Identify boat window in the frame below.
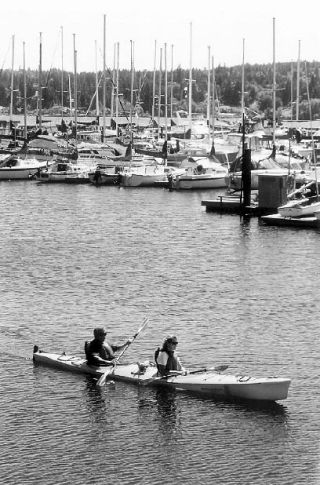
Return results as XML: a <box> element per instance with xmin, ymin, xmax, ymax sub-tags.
<box><xmin>4</xmin><ymin>158</ymin><xmax>18</xmax><ymax>167</ymax></box>
<box><xmin>57</xmin><ymin>163</ymin><xmax>68</xmax><ymax>171</ymax></box>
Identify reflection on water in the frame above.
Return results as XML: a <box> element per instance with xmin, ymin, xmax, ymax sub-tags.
<box><xmin>154</xmin><ymin>388</ymin><xmax>180</xmax><ymax>441</ymax></box>
<box><xmin>82</xmin><ymin>377</ymin><xmax>109</xmax><ymax>423</ymax></box>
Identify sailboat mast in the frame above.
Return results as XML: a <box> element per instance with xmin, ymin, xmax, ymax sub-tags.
<box><xmin>152</xmin><ymin>40</ymin><xmax>157</xmax><ymax>123</ymax></box>
<box><xmin>170</xmin><ymin>44</ymin><xmax>174</xmax><ymax>120</ymax></box>
<box><xmin>23</xmin><ymin>41</ymin><xmax>27</xmax><ymax>140</ymax></box>
<box><xmin>296</xmin><ymin>40</ymin><xmax>301</xmax><ymax>121</ymax></box>
<box><xmin>272</xmin><ymin>18</ymin><xmax>276</xmax><ymax>147</ymax></box>
<box><xmin>38</xmin><ymin>32</ymin><xmax>42</xmax><ymax>130</ymax></box>
<box><xmin>290</xmin><ymin>60</ymin><xmax>293</xmax><ymax>121</ymax></box>
<box><xmin>111</xmin><ymin>42</ymin><xmax>116</xmax><ymax>120</ymax></box>
<box><xmin>164</xmin><ymin>42</ymin><xmax>168</xmax><ymax>148</ymax></box>
<box><xmin>241</xmin><ymin>38</ymin><xmax>245</xmax><ymax>152</ymax></box>
<box><xmin>102</xmin><ymin>14</ymin><xmax>106</xmax><ymax>142</ymax></box>
<box><xmin>95</xmin><ymin>40</ymin><xmax>99</xmax><ymax>117</ymax></box>
<box><xmin>116</xmin><ymin>42</ymin><xmax>119</xmax><ymax>134</ymax></box>
<box><xmin>305</xmin><ymin>62</ymin><xmax>319</xmax><ymax>198</ymax></box>
<box><xmin>241</xmin><ymin>38</ymin><xmax>245</xmax><ymax>118</ymax></box>
<box><xmin>211</xmin><ymin>55</ymin><xmax>215</xmax><ymax>138</ymax></box>
<box><xmin>10</xmin><ymin>34</ymin><xmax>14</xmax><ymax>121</ymax></box>
<box><xmin>207</xmin><ymin>45</ymin><xmax>211</xmax><ymax>140</ymax></box>
<box><xmin>130</xmin><ymin>40</ymin><xmax>134</xmax><ymax>145</ymax></box>
<box><xmin>73</xmin><ymin>33</ymin><xmax>77</xmax><ymax>139</ymax></box>
<box><xmin>158</xmin><ymin>47</ymin><xmax>162</xmax><ymax>137</ymax></box>
<box><xmin>188</xmin><ymin>22</ymin><xmax>192</xmax><ymax>132</ymax></box>
<box><xmin>61</xmin><ymin>26</ymin><xmax>64</xmax><ymax>119</ymax></box>
<box><xmin>68</xmin><ymin>74</ymin><xmax>72</xmax><ymax>114</ymax></box>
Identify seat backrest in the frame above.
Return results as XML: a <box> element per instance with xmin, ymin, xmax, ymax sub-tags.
<box><xmin>84</xmin><ymin>341</ymin><xmax>89</xmax><ymax>359</ymax></box>
<box><xmin>154</xmin><ymin>347</ymin><xmax>160</xmax><ymax>370</ymax></box>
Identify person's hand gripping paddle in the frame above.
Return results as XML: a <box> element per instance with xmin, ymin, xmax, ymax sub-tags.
<box><xmin>96</xmin><ymin>316</ymin><xmax>150</xmax><ymax>387</ymax></box>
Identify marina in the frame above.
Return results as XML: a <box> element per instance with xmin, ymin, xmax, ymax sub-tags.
<box><xmin>3</xmin><ymin>1</ymin><xmax>320</xmax><ymax>484</ymax></box>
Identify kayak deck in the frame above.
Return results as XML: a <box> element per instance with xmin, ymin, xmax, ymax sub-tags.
<box><xmin>32</xmin><ymin>348</ymin><xmax>291</xmax><ymax>402</ymax></box>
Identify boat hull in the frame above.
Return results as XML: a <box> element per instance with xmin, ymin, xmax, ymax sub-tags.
<box><xmin>174</xmin><ymin>175</ymin><xmax>226</xmax><ymax>190</ymax></box>
<box><xmin>120</xmin><ymin>173</ymin><xmax>167</xmax><ymax>187</ymax></box>
<box><xmin>37</xmin><ymin>171</ymin><xmax>71</xmax><ymax>183</ymax></box>
<box><xmin>0</xmin><ymin>161</ymin><xmax>49</xmax><ymax>180</ymax></box>
<box><xmin>0</xmin><ymin>168</ymin><xmax>38</xmax><ymax>180</ymax></box>
<box><xmin>278</xmin><ymin>200</ymin><xmax>320</xmax><ymax>218</ymax></box>
<box><xmin>33</xmin><ymin>349</ymin><xmax>290</xmax><ymax>402</ymax></box>
<box><xmin>88</xmin><ymin>172</ymin><xmax>120</xmax><ymax>186</ymax></box>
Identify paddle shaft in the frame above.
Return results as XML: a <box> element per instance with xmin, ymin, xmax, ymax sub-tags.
<box><xmin>166</xmin><ymin>364</ymin><xmax>228</xmax><ymax>377</ymax></box>
<box><xmin>96</xmin><ymin>316</ymin><xmax>149</xmax><ymax>387</ymax></box>
<box><xmin>188</xmin><ymin>365</ymin><xmax>228</xmax><ymax>374</ymax></box>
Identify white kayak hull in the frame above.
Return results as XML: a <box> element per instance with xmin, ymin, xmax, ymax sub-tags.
<box><xmin>33</xmin><ymin>348</ymin><xmax>290</xmax><ymax>402</ymax></box>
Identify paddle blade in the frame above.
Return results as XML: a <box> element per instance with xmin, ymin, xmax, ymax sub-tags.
<box><xmin>96</xmin><ymin>367</ymin><xmax>113</xmax><ymax>387</ymax></box>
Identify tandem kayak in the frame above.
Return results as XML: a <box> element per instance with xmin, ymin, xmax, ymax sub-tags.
<box><xmin>32</xmin><ymin>347</ymin><xmax>291</xmax><ymax>402</ymax></box>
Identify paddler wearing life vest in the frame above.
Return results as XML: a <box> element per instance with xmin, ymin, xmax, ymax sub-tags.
<box><xmin>85</xmin><ymin>327</ymin><xmax>132</xmax><ymax>366</ymax></box>
<box><xmin>155</xmin><ymin>335</ymin><xmax>186</xmax><ymax>376</ymax></box>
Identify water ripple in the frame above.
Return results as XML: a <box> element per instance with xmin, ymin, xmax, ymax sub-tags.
<box><xmin>1</xmin><ymin>182</ymin><xmax>320</xmax><ymax>484</ymax></box>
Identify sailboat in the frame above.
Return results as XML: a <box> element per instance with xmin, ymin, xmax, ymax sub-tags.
<box><xmin>278</xmin><ymin>61</ymin><xmax>320</xmax><ymax>218</ymax></box>
<box><xmin>0</xmin><ymin>36</ymin><xmax>50</xmax><ymax>180</ymax></box>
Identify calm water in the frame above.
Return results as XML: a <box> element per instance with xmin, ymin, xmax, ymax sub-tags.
<box><xmin>1</xmin><ymin>181</ymin><xmax>320</xmax><ymax>485</ymax></box>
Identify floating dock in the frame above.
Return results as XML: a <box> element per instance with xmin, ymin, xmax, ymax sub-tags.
<box><xmin>201</xmin><ymin>196</ymin><xmax>272</xmax><ymax>216</ymax></box>
<box><xmin>201</xmin><ymin>196</ymin><xmax>243</xmax><ymax>213</ymax></box>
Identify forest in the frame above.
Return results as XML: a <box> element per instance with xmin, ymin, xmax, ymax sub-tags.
<box><xmin>1</xmin><ymin>61</ymin><xmax>320</xmax><ymax>121</ymax></box>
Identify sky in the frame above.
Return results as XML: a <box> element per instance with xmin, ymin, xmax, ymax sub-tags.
<box><xmin>1</xmin><ymin>0</ymin><xmax>320</xmax><ymax>73</ymax></box>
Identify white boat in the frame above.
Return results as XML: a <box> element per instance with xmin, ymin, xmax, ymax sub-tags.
<box><xmin>33</xmin><ymin>347</ymin><xmax>291</xmax><ymax>402</ymax></box>
<box><xmin>226</xmin><ymin>150</ymin><xmax>310</xmax><ymax>191</ymax></box>
<box><xmin>172</xmin><ymin>157</ymin><xmax>228</xmax><ymax>190</ymax></box>
<box><xmin>76</xmin><ymin>143</ymin><xmax>126</xmax><ymax>163</ymax></box>
<box><xmin>278</xmin><ymin>198</ymin><xmax>320</xmax><ymax>218</ymax></box>
<box><xmin>119</xmin><ymin>157</ymin><xmax>171</xmax><ymax>187</ymax></box>
<box><xmin>0</xmin><ymin>155</ymin><xmax>49</xmax><ymax>180</ymax></box>
<box><xmin>36</xmin><ymin>159</ymin><xmax>96</xmax><ymax>183</ymax></box>
<box><xmin>88</xmin><ymin>165</ymin><xmax>121</xmax><ymax>185</ymax></box>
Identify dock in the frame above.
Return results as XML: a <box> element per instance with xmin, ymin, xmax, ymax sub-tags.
<box><xmin>201</xmin><ymin>195</ymin><xmax>273</xmax><ymax>216</ymax></box>
<box><xmin>202</xmin><ymin>195</ymin><xmax>320</xmax><ymax>229</ymax></box>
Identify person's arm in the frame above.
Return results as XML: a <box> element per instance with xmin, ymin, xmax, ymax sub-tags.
<box><xmin>111</xmin><ymin>338</ymin><xmax>133</xmax><ymax>352</ymax></box>
<box><xmin>91</xmin><ymin>354</ymin><xmax>114</xmax><ymax>365</ymax></box>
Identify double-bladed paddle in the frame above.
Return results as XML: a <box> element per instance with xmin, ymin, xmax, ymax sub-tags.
<box><xmin>166</xmin><ymin>364</ymin><xmax>229</xmax><ymax>377</ymax></box>
<box><xmin>188</xmin><ymin>364</ymin><xmax>228</xmax><ymax>374</ymax></box>
<box><xmin>140</xmin><ymin>364</ymin><xmax>229</xmax><ymax>386</ymax></box>
<box><xmin>96</xmin><ymin>316</ymin><xmax>150</xmax><ymax>387</ymax></box>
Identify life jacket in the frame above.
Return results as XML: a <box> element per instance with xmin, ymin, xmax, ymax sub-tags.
<box><xmin>84</xmin><ymin>341</ymin><xmax>89</xmax><ymax>360</ymax></box>
<box><xmin>155</xmin><ymin>348</ymin><xmax>181</xmax><ymax>375</ymax></box>
<box><xmin>85</xmin><ymin>339</ymin><xmax>115</xmax><ymax>366</ymax></box>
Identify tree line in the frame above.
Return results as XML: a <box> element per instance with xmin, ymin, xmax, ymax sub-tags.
<box><xmin>1</xmin><ymin>61</ymin><xmax>320</xmax><ymax>120</ymax></box>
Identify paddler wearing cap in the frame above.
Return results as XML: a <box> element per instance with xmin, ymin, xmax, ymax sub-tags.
<box><xmin>154</xmin><ymin>335</ymin><xmax>186</xmax><ymax>376</ymax></box>
<box><xmin>85</xmin><ymin>327</ymin><xmax>133</xmax><ymax>367</ymax></box>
